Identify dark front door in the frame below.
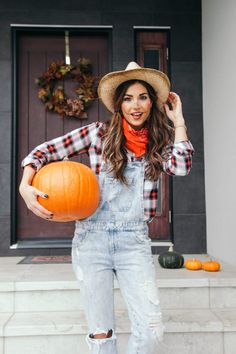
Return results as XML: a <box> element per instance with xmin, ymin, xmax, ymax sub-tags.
<box><xmin>136</xmin><ymin>30</ymin><xmax>171</xmax><ymax>241</ymax></box>
<box><xmin>16</xmin><ymin>31</ymin><xmax>110</xmax><ymax>243</ymax></box>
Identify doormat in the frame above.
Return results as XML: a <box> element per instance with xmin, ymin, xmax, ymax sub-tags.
<box><xmin>18</xmin><ymin>255</ymin><xmax>72</xmax><ymax>264</ymax></box>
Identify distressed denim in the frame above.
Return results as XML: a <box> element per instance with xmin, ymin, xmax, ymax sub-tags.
<box><xmin>72</xmin><ymin>160</ymin><xmax>164</xmax><ymax>354</ymax></box>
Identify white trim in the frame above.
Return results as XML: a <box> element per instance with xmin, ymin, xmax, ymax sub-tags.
<box><xmin>10</xmin><ymin>24</ymin><xmax>113</xmax><ymax>28</ymax></box>
<box><xmin>133</xmin><ymin>26</ymin><xmax>171</xmax><ymax>29</ymax></box>
<box><xmin>151</xmin><ymin>241</ymin><xmax>172</xmax><ymax>247</ymax></box>
<box><xmin>10</xmin><ymin>243</ymin><xmax>18</xmax><ymax>249</ymax></box>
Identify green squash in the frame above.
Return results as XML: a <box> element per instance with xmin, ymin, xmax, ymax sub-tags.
<box><xmin>158</xmin><ymin>245</ymin><xmax>184</xmax><ymax>269</ymax></box>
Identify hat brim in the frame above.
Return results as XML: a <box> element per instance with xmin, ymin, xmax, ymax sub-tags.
<box><xmin>98</xmin><ymin>67</ymin><xmax>170</xmax><ymax>113</ymax></box>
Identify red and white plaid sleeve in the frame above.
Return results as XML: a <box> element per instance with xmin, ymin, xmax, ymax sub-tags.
<box><xmin>21</xmin><ymin>121</ymin><xmax>104</xmax><ymax>171</ymax></box>
<box><xmin>162</xmin><ymin>140</ymin><xmax>194</xmax><ymax>176</ymax></box>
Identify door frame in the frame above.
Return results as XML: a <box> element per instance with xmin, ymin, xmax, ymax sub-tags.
<box><xmin>10</xmin><ymin>25</ymin><xmax>113</xmax><ymax>248</ymax></box>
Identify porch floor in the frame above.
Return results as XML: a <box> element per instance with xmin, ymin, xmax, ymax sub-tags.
<box><xmin>0</xmin><ymin>253</ymin><xmax>235</xmax><ymax>284</ymax></box>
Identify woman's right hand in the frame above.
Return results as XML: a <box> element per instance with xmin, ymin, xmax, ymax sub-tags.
<box><xmin>19</xmin><ymin>184</ymin><xmax>53</xmax><ymax>220</ymax></box>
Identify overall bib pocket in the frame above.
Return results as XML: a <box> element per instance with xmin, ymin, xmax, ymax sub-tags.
<box><xmin>102</xmin><ymin>176</ymin><xmax>136</xmax><ymax>212</ymax></box>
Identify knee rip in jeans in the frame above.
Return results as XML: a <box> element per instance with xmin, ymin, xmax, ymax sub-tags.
<box><xmin>89</xmin><ymin>329</ymin><xmax>113</xmax><ymax>339</ymax></box>
<box><xmin>86</xmin><ymin>329</ymin><xmax>116</xmax><ymax>349</ymax></box>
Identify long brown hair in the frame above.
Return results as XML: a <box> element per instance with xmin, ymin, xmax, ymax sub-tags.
<box><xmin>102</xmin><ymin>79</ymin><xmax>173</xmax><ymax>183</ymax></box>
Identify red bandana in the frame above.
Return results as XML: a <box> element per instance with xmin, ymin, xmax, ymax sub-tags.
<box><xmin>122</xmin><ymin>117</ymin><xmax>148</xmax><ymax>157</ymax></box>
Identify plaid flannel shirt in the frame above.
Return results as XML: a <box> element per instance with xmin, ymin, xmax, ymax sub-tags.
<box><xmin>22</xmin><ymin>121</ymin><xmax>194</xmax><ymax>221</ymax></box>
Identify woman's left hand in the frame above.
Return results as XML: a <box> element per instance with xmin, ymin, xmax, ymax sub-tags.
<box><xmin>163</xmin><ymin>92</ymin><xmax>185</xmax><ymax>127</ymax></box>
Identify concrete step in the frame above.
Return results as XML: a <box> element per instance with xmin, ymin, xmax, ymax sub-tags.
<box><xmin>0</xmin><ymin>255</ymin><xmax>236</xmax><ymax>313</ymax></box>
<box><xmin>1</xmin><ymin>308</ymin><xmax>236</xmax><ymax>354</ymax></box>
<box><xmin>1</xmin><ymin>275</ymin><xmax>236</xmax><ymax>313</ymax></box>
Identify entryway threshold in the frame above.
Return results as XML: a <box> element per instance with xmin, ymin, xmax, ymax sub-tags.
<box><xmin>10</xmin><ymin>240</ymin><xmax>72</xmax><ymax>249</ymax></box>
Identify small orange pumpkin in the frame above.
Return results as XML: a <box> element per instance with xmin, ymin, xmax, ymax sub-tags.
<box><xmin>184</xmin><ymin>258</ymin><xmax>202</xmax><ymax>270</ymax></box>
<box><xmin>202</xmin><ymin>260</ymin><xmax>221</xmax><ymax>272</ymax></box>
<box><xmin>32</xmin><ymin>160</ymin><xmax>100</xmax><ymax>222</ymax></box>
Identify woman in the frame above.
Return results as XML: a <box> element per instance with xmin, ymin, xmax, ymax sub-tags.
<box><xmin>19</xmin><ymin>62</ymin><xmax>194</xmax><ymax>354</ymax></box>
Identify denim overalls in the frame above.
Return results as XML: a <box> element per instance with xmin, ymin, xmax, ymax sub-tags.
<box><xmin>72</xmin><ymin>157</ymin><xmax>164</xmax><ymax>354</ymax></box>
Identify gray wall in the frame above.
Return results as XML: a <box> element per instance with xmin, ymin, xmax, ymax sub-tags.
<box><xmin>202</xmin><ymin>0</ymin><xmax>236</xmax><ymax>266</ymax></box>
<box><xmin>0</xmin><ymin>0</ymin><xmax>204</xmax><ymax>256</ymax></box>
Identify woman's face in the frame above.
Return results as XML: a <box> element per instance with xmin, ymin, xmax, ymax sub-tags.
<box><xmin>121</xmin><ymin>82</ymin><xmax>152</xmax><ymax>130</ymax></box>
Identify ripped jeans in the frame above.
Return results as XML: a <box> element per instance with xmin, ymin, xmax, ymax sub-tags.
<box><xmin>72</xmin><ymin>222</ymin><xmax>164</xmax><ymax>354</ymax></box>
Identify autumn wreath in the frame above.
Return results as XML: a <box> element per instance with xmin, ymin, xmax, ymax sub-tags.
<box><xmin>35</xmin><ymin>58</ymin><xmax>97</xmax><ymax>118</ymax></box>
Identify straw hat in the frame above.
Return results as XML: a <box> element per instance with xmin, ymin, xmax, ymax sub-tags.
<box><xmin>98</xmin><ymin>61</ymin><xmax>170</xmax><ymax>113</ymax></box>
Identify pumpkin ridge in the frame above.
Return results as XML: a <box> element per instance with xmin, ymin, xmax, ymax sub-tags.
<box><xmin>86</xmin><ymin>166</ymin><xmax>94</xmax><ymax>216</ymax></box>
<box><xmin>62</xmin><ymin>161</ymin><xmax>69</xmax><ymax>220</ymax></box>
<box><xmin>76</xmin><ymin>161</ymin><xmax>83</xmax><ymax>219</ymax></box>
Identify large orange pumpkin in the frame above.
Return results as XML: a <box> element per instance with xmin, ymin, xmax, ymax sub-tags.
<box><xmin>32</xmin><ymin>160</ymin><xmax>100</xmax><ymax>222</ymax></box>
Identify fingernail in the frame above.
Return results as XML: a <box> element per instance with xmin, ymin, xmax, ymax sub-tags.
<box><xmin>44</xmin><ymin>194</ymin><xmax>48</xmax><ymax>198</ymax></box>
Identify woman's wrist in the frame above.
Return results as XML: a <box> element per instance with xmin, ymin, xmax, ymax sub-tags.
<box><xmin>173</xmin><ymin>117</ymin><xmax>188</xmax><ymax>143</ymax></box>
<box><xmin>19</xmin><ymin>165</ymin><xmax>36</xmax><ymax>190</ymax></box>
<box><xmin>174</xmin><ymin>124</ymin><xmax>187</xmax><ymax>130</ymax></box>
<box><xmin>174</xmin><ymin>116</ymin><xmax>187</xmax><ymax>130</ymax></box>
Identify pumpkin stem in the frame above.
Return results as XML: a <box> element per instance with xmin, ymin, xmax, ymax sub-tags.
<box><xmin>168</xmin><ymin>245</ymin><xmax>174</xmax><ymax>252</ymax></box>
<box><xmin>63</xmin><ymin>156</ymin><xmax>69</xmax><ymax>161</ymax></box>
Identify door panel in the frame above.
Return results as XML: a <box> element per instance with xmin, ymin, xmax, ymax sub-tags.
<box><xmin>17</xmin><ymin>32</ymin><xmax>110</xmax><ymax>241</ymax></box>
<box><xmin>136</xmin><ymin>30</ymin><xmax>171</xmax><ymax>240</ymax></box>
